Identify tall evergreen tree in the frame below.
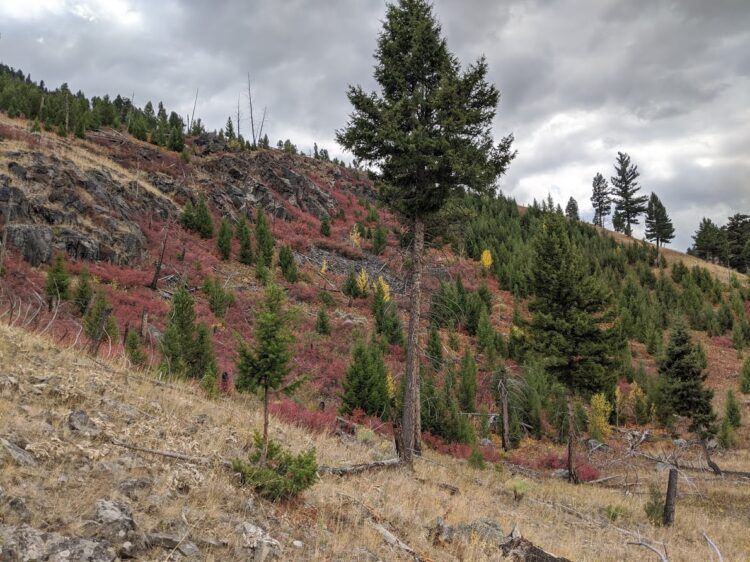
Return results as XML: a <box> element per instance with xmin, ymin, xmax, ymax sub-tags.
<box><xmin>644</xmin><ymin>192</ymin><xmax>675</xmax><ymax>260</ymax></box>
<box><xmin>528</xmin><ymin>215</ymin><xmax>620</xmax><ymax>482</ymax></box>
<box><xmin>336</xmin><ymin>0</ymin><xmax>515</xmax><ymax>465</ymax></box>
<box><xmin>225</xmin><ymin>116</ymin><xmax>236</xmax><ymax>140</ymax></box>
<box><xmin>690</xmin><ymin>217</ymin><xmax>726</xmax><ymax>263</ymax></box>
<box><xmin>193</xmin><ymin>198</ymin><xmax>214</xmax><ymax>239</ymax></box>
<box><xmin>564</xmin><ymin>197</ymin><xmax>579</xmax><ymax>221</ymax></box>
<box><xmin>235</xmin><ymin>283</ymin><xmax>294</xmax><ymax>464</ymax></box>
<box><xmin>658</xmin><ymin>320</ymin><xmax>718</xmax><ymax>470</ymax></box>
<box><xmin>591</xmin><ymin>172</ymin><xmax>611</xmax><ymax>228</ymax></box>
<box><xmin>611</xmin><ymin>152</ymin><xmax>648</xmax><ymax>237</ymax></box>
<box><xmin>278</xmin><ymin>245</ymin><xmax>298</xmax><ymax>282</ymax></box>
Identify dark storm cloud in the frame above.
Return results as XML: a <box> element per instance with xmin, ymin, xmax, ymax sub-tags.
<box><xmin>2</xmin><ymin>0</ymin><xmax>749</xmax><ymax>250</ymax></box>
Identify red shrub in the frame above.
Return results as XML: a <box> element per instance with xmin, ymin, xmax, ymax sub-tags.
<box><xmin>576</xmin><ymin>463</ymin><xmax>600</xmax><ymax>482</ymax></box>
<box><xmin>269</xmin><ymin>399</ymin><xmax>336</xmax><ymax>434</ymax></box>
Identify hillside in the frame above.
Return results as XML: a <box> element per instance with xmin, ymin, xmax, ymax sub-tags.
<box><xmin>2</xmin><ymin>322</ymin><xmax>750</xmax><ymax>561</ymax></box>
<box><xmin>1</xmin><ymin>105</ymin><xmax>750</xmax><ymax>561</ymax></box>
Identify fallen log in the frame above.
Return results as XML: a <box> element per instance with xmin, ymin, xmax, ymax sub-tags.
<box><xmin>319</xmin><ymin>457</ymin><xmax>403</xmax><ymax>476</ymax></box>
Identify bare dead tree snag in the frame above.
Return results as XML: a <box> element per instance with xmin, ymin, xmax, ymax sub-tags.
<box><xmin>246</xmin><ymin>73</ymin><xmax>257</xmax><ymax>146</ymax></box>
<box><xmin>701</xmin><ymin>440</ymin><xmax>722</xmax><ymax>476</ymax></box>
<box><xmin>149</xmin><ymin>220</ymin><xmax>171</xmax><ymax>290</ymax></box>
<box><xmin>319</xmin><ymin>458</ymin><xmax>403</xmax><ymax>476</ymax></box>
<box><xmin>627</xmin><ymin>541</ymin><xmax>669</xmax><ymax>562</ymax></box>
<box><xmin>663</xmin><ymin>468</ymin><xmax>678</xmax><ymax>526</ymax></box>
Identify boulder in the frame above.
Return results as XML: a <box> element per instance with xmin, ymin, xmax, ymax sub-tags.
<box><xmin>430</xmin><ymin>517</ymin><xmax>505</xmax><ymax>546</ymax></box>
<box><xmin>0</xmin><ymin>437</ymin><xmax>37</xmax><ymax>467</ymax></box>
<box><xmin>5</xmin><ymin>224</ymin><xmax>53</xmax><ymax>266</ymax></box>
<box><xmin>0</xmin><ymin>523</ymin><xmax>116</xmax><ymax>562</ymax></box>
<box><xmin>85</xmin><ymin>499</ymin><xmax>143</xmax><ymax>557</ymax></box>
<box><xmin>235</xmin><ymin>521</ymin><xmax>281</xmax><ymax>561</ymax></box>
<box><xmin>68</xmin><ymin>410</ymin><xmax>101</xmax><ymax>438</ymax></box>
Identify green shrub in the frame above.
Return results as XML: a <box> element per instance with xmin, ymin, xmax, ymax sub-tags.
<box><xmin>468</xmin><ymin>447</ymin><xmax>485</xmax><ymax>470</ymax></box>
<box><xmin>605</xmin><ymin>504</ymin><xmax>626</xmax><ymax>522</ymax></box>
<box><xmin>45</xmin><ymin>254</ymin><xmax>70</xmax><ymax>302</ymax></box>
<box><xmin>505</xmin><ymin>477</ymin><xmax>530</xmax><ymax>503</ymax></box>
<box><xmin>725</xmin><ymin>389</ymin><xmax>741</xmax><ymax>428</ymax></box>
<box><xmin>124</xmin><ymin>329</ymin><xmax>147</xmax><ymax>367</ymax></box>
<box><xmin>202</xmin><ymin>277</ymin><xmax>235</xmax><ymax>318</ymax></box>
<box><xmin>718</xmin><ymin>417</ymin><xmax>737</xmax><ymax>449</ymax></box>
<box><xmin>644</xmin><ymin>483</ymin><xmax>664</xmax><ymax>526</ymax></box>
<box><xmin>217</xmin><ymin>220</ymin><xmax>232</xmax><ymax>260</ymax></box>
<box><xmin>741</xmin><ymin>358</ymin><xmax>750</xmax><ymax>394</ymax></box>
<box><xmin>320</xmin><ymin>216</ymin><xmax>331</xmax><ymax>237</ymax></box>
<box><xmin>232</xmin><ymin>433</ymin><xmax>318</xmax><ymax>501</ymax></box>
<box><xmin>278</xmin><ymin>245</ymin><xmax>298</xmax><ymax>283</ymax></box>
<box><xmin>372</xmin><ymin>225</ymin><xmax>387</xmax><ymax>255</ymax></box>
<box><xmin>74</xmin><ymin>268</ymin><xmax>93</xmax><ymax>314</ymax></box>
<box><xmin>318</xmin><ymin>290</ymin><xmax>335</xmax><ymax>307</ymax></box>
<box><xmin>315</xmin><ymin>306</ymin><xmax>331</xmax><ymax>335</ymax></box>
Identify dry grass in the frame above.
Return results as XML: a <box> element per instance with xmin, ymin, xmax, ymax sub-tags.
<box><xmin>1</xmin><ymin>324</ymin><xmax>749</xmax><ymax>561</ymax></box>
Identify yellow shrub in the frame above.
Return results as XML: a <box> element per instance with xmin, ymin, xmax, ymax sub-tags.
<box><xmin>356</xmin><ymin>268</ymin><xmax>369</xmax><ymax>296</ymax></box>
<box><xmin>480</xmin><ymin>249</ymin><xmax>493</xmax><ymax>270</ymax></box>
<box><xmin>588</xmin><ymin>392</ymin><xmax>612</xmax><ymax>441</ymax></box>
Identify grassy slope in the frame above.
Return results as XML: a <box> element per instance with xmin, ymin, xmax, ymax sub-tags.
<box><xmin>2</xmin><ymin>323</ymin><xmax>750</xmax><ymax>561</ymax></box>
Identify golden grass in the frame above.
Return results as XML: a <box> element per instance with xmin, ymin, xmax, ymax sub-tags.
<box><xmin>1</xmin><ymin>324</ymin><xmax>750</xmax><ymax>561</ymax></box>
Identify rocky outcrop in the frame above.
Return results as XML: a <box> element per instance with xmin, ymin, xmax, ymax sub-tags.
<box><xmin>0</xmin><ymin>524</ymin><xmax>116</xmax><ymax>562</ymax></box>
<box><xmin>2</xmin><ymin>152</ymin><xmax>175</xmax><ymax>266</ymax></box>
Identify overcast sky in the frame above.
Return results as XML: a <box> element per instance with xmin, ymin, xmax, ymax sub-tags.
<box><xmin>2</xmin><ymin>0</ymin><xmax>749</xmax><ymax>250</ymax></box>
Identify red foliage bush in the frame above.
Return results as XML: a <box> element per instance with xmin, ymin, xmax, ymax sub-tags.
<box><xmin>422</xmin><ymin>433</ymin><xmax>500</xmax><ymax>462</ymax></box>
<box><xmin>269</xmin><ymin>399</ymin><xmax>336</xmax><ymax>434</ymax></box>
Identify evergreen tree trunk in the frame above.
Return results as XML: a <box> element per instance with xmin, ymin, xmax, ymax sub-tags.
<box><xmin>260</xmin><ymin>381</ymin><xmax>270</xmax><ymax>466</ymax></box>
<box><xmin>500</xmin><ymin>370</ymin><xmax>511</xmax><ymax>450</ymax></box>
<box><xmin>401</xmin><ymin>217</ymin><xmax>424</xmax><ymax>465</ymax></box>
<box><xmin>566</xmin><ymin>392</ymin><xmax>579</xmax><ymax>484</ymax></box>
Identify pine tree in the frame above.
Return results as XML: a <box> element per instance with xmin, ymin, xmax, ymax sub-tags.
<box><xmin>372</xmin><ymin>224</ymin><xmax>387</xmax><ymax>255</ymax></box>
<box><xmin>528</xmin><ymin>215</ymin><xmax>619</xmax><ymax>482</ymax></box>
<box><xmin>255</xmin><ymin>209</ymin><xmax>274</xmax><ymax>268</ymax></box>
<box><xmin>565</xmin><ymin>197</ymin><xmax>579</xmax><ymax>221</ymax></box>
<box><xmin>372</xmin><ymin>276</ymin><xmax>403</xmax><ymax>345</ymax></box>
<box><xmin>74</xmin><ymin>268</ymin><xmax>93</xmax><ymax>315</ymax></box>
<box><xmin>225</xmin><ymin>116</ymin><xmax>236</xmax><ymax>140</ymax></box>
<box><xmin>193</xmin><ymin>323</ymin><xmax>218</xmax><ymax>383</ymax></box>
<box><xmin>217</xmin><ymin>220</ymin><xmax>232</xmax><ymax>260</ymax></box>
<box><xmin>611</xmin><ymin>152</ymin><xmax>648</xmax><ymax>237</ymax></box>
<box><xmin>725</xmin><ymin>389</ymin><xmax>741</xmax><ymax>429</ymax></box>
<box><xmin>690</xmin><ymin>217</ymin><xmax>726</xmax><ymax>263</ymax></box>
<box><xmin>658</xmin><ymin>321</ymin><xmax>717</xmax><ymax>441</ymax></box>
<box><xmin>336</xmin><ymin>0</ymin><xmax>515</xmax><ymax>465</ymax></box>
<box><xmin>315</xmin><ymin>306</ymin><xmax>331</xmax><ymax>335</ymax></box>
<box><xmin>457</xmin><ymin>349</ymin><xmax>477</xmax><ymax>412</ymax></box>
<box><xmin>320</xmin><ymin>216</ymin><xmax>331</xmax><ymax>237</ymax></box>
<box><xmin>476</xmin><ymin>307</ymin><xmax>495</xmax><ymax>355</ymax></box>
<box><xmin>426</xmin><ymin>323</ymin><xmax>443</xmax><ymax>372</ymax></box>
<box><xmin>236</xmin><ymin>218</ymin><xmax>254</xmax><ymax>265</ymax></box>
<box><xmin>192</xmin><ymin>198</ymin><xmax>214</xmax><ymax>239</ymax></box>
<box><xmin>83</xmin><ymin>291</ymin><xmax>118</xmax><ymax>347</ymax></box>
<box><xmin>160</xmin><ymin>286</ymin><xmax>197</xmax><ymax>377</ymax></box>
<box><xmin>741</xmin><ymin>358</ymin><xmax>750</xmax><ymax>394</ymax></box>
<box><xmin>45</xmin><ymin>254</ymin><xmax>70</xmax><ymax>304</ymax></box>
<box><xmin>341</xmin><ymin>338</ymin><xmax>391</xmax><ymax>419</ymax></box>
<box><xmin>644</xmin><ymin>192</ymin><xmax>675</xmax><ymax>260</ymax></box>
<box><xmin>278</xmin><ymin>245</ymin><xmax>298</xmax><ymax>283</ymax></box>
<box><xmin>236</xmin><ymin>283</ymin><xmax>294</xmax><ymax>464</ymax></box>
<box><xmin>124</xmin><ymin>329</ymin><xmax>147</xmax><ymax>367</ymax></box>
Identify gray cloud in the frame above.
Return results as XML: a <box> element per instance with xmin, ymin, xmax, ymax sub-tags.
<box><xmin>2</xmin><ymin>0</ymin><xmax>749</xmax><ymax>250</ymax></box>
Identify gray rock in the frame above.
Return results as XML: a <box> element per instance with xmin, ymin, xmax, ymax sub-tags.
<box><xmin>5</xmin><ymin>224</ymin><xmax>53</xmax><ymax>266</ymax></box>
<box><xmin>118</xmin><ymin>478</ymin><xmax>152</xmax><ymax>500</ymax></box>
<box><xmin>235</xmin><ymin>521</ymin><xmax>281</xmax><ymax>561</ymax></box>
<box><xmin>85</xmin><ymin>499</ymin><xmax>143</xmax><ymax>556</ymax></box>
<box><xmin>673</xmin><ymin>438</ymin><xmax>688</xmax><ymax>448</ymax></box>
<box><xmin>0</xmin><ymin>523</ymin><xmax>116</xmax><ymax>562</ymax></box>
<box><xmin>430</xmin><ymin>517</ymin><xmax>505</xmax><ymax>546</ymax></box>
<box><xmin>68</xmin><ymin>410</ymin><xmax>101</xmax><ymax>437</ymax></box>
<box><xmin>0</xmin><ymin>375</ymin><xmax>19</xmax><ymax>396</ymax></box>
<box><xmin>146</xmin><ymin>532</ymin><xmax>201</xmax><ymax>558</ymax></box>
<box><xmin>551</xmin><ymin>468</ymin><xmax>570</xmax><ymax>479</ymax></box>
<box><xmin>0</xmin><ymin>437</ymin><xmax>37</xmax><ymax>467</ymax></box>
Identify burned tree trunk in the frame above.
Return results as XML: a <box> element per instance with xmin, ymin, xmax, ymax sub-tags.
<box><xmin>500</xmin><ymin>369</ymin><xmax>511</xmax><ymax>450</ymax></box>
<box><xmin>149</xmin><ymin>220</ymin><xmax>170</xmax><ymax>290</ymax></box>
